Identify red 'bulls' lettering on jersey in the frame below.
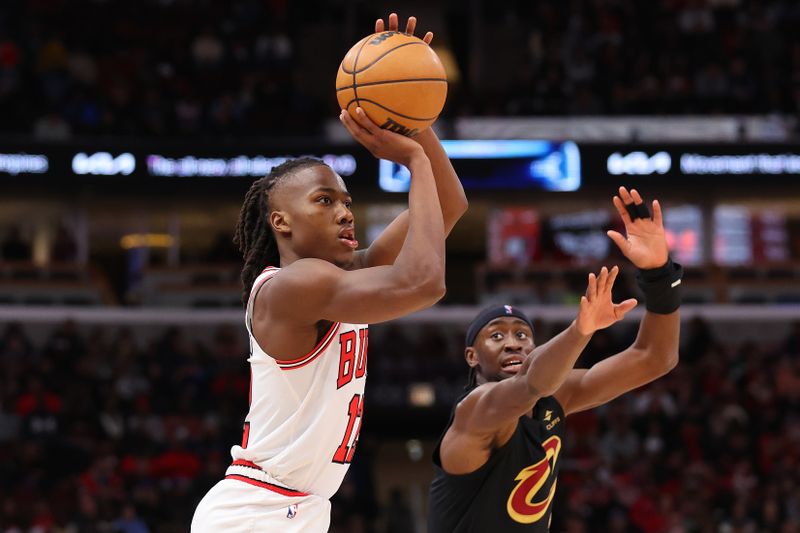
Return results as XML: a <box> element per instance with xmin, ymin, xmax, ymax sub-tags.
<box><xmin>355</xmin><ymin>328</ymin><xmax>368</xmax><ymax>379</ymax></box>
<box><xmin>337</xmin><ymin>327</ymin><xmax>368</xmax><ymax>389</ymax></box>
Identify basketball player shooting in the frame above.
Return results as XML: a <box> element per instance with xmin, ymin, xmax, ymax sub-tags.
<box><xmin>191</xmin><ymin>13</ymin><xmax>466</xmax><ymax>532</ymax></box>
<box><xmin>428</xmin><ymin>188</ymin><xmax>682</xmax><ymax>532</ymax></box>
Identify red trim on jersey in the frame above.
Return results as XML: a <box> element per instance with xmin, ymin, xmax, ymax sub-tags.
<box><xmin>225</xmin><ymin>474</ymin><xmax>308</xmax><ymax>497</ymax></box>
<box><xmin>231</xmin><ymin>459</ymin><xmax>261</xmax><ymax>469</ymax></box>
<box><xmin>276</xmin><ymin>322</ymin><xmax>341</xmax><ymax>370</ymax></box>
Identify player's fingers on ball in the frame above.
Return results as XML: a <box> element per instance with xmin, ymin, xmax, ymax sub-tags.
<box><xmin>375</xmin><ymin>18</ymin><xmax>384</xmax><ymax>33</ymax></box>
<box><xmin>354</xmin><ymin>107</ymin><xmax>379</xmax><ymax>133</ymax></box>
<box><xmin>342</xmin><ymin>112</ymin><xmax>367</xmax><ymax>140</ymax></box>
<box><xmin>405</xmin><ymin>16</ymin><xmax>416</xmax><ymax>35</ymax></box>
<box><xmin>388</xmin><ymin>12</ymin><xmax>399</xmax><ymax>31</ymax></box>
<box><xmin>630</xmin><ymin>188</ymin><xmax>644</xmax><ymax>204</ymax></box>
<box><xmin>423</xmin><ymin>31</ymin><xmax>433</xmax><ymax>44</ymax></box>
<box><xmin>341</xmin><ymin>120</ymin><xmax>361</xmax><ymax>141</ymax></box>
<box><xmin>351</xmin><ymin>107</ymin><xmax>375</xmax><ymax>134</ymax></box>
<box><xmin>339</xmin><ymin>109</ymin><xmax>357</xmax><ymax>129</ymax></box>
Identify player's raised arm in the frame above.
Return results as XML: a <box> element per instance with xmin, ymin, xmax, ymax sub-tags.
<box><xmin>259</xmin><ymin>118</ymin><xmax>446</xmax><ymax>328</ymax></box>
<box><xmin>453</xmin><ymin>267</ymin><xmax>636</xmax><ymax>439</ymax></box>
<box><xmin>347</xmin><ymin>13</ymin><xmax>467</xmax><ymax>268</ymax></box>
<box><xmin>554</xmin><ymin>187</ymin><xmax>681</xmax><ymax>416</ymax></box>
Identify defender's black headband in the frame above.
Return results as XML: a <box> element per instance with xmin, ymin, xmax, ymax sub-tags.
<box><xmin>465</xmin><ymin>305</ymin><xmax>534</xmax><ymax>347</ymax></box>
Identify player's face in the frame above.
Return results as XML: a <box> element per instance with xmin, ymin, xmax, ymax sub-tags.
<box><xmin>469</xmin><ymin>317</ymin><xmax>535</xmax><ymax>382</ymax></box>
<box><xmin>278</xmin><ymin>165</ymin><xmax>357</xmax><ymax>267</ymax></box>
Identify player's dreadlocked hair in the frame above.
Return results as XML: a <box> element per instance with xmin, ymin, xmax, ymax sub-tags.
<box><xmin>233</xmin><ymin>157</ymin><xmax>327</xmax><ymax>306</ymax></box>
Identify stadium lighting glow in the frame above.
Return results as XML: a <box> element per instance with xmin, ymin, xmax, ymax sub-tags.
<box><xmin>120</xmin><ymin>233</ymin><xmax>175</xmax><ymax>249</ymax></box>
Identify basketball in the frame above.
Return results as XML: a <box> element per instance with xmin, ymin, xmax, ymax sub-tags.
<box><xmin>336</xmin><ymin>31</ymin><xmax>448</xmax><ymax>136</ymax></box>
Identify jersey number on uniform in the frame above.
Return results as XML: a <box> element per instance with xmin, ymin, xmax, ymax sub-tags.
<box><xmin>332</xmin><ymin>393</ymin><xmax>363</xmax><ymax>464</ymax></box>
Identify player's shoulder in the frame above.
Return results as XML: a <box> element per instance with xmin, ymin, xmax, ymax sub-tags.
<box><xmin>452</xmin><ymin>383</ymin><xmax>498</xmax><ymax>420</ymax></box>
<box><xmin>265</xmin><ymin>259</ymin><xmax>342</xmax><ymax>287</ymax></box>
<box><xmin>253</xmin><ymin>259</ymin><xmax>344</xmax><ymax>318</ymax></box>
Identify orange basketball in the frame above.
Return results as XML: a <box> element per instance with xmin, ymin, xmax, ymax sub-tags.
<box><xmin>336</xmin><ymin>31</ymin><xmax>448</xmax><ymax>136</ymax></box>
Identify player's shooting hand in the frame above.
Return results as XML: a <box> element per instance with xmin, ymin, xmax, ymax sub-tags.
<box><xmin>339</xmin><ymin>107</ymin><xmax>425</xmax><ymax>167</ymax></box>
<box><xmin>375</xmin><ymin>12</ymin><xmax>434</xmax><ymax>45</ymax></box>
<box><xmin>574</xmin><ymin>266</ymin><xmax>638</xmax><ymax>336</ymax></box>
<box><xmin>607</xmin><ymin>187</ymin><xmax>670</xmax><ymax>269</ymax></box>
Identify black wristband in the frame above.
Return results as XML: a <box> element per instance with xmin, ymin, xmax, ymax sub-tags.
<box><xmin>625</xmin><ymin>202</ymin><xmax>652</xmax><ymax>221</ymax></box>
<box><xmin>636</xmin><ymin>258</ymin><xmax>683</xmax><ymax>314</ymax></box>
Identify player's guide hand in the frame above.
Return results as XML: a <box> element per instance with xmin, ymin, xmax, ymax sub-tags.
<box><xmin>375</xmin><ymin>12</ymin><xmax>434</xmax><ymax>45</ymax></box>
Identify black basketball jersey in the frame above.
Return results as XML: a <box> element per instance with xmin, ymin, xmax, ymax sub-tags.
<box><xmin>428</xmin><ymin>389</ymin><xmax>566</xmax><ymax>532</ymax></box>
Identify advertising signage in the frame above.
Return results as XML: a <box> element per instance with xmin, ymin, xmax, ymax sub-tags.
<box><xmin>0</xmin><ymin>141</ymin><xmax>374</xmax><ymax>185</ymax></box>
<box><xmin>379</xmin><ymin>140</ymin><xmax>582</xmax><ymax>192</ymax></box>
<box><xmin>2</xmin><ymin>140</ymin><xmax>799</xmax><ymax>191</ymax></box>
<box><xmin>580</xmin><ymin>144</ymin><xmax>800</xmax><ymax>182</ymax></box>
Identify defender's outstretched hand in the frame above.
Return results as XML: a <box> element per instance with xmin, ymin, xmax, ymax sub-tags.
<box><xmin>607</xmin><ymin>187</ymin><xmax>669</xmax><ymax>269</ymax></box>
<box><xmin>375</xmin><ymin>12</ymin><xmax>433</xmax><ymax>44</ymax></box>
<box><xmin>575</xmin><ymin>266</ymin><xmax>637</xmax><ymax>336</ymax></box>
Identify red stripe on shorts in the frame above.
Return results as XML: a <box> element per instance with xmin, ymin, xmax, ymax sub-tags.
<box><xmin>225</xmin><ymin>474</ymin><xmax>309</xmax><ymax>497</ymax></box>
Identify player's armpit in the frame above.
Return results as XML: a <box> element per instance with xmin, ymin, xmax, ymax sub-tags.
<box><xmin>453</xmin><ymin>376</ymin><xmax>540</xmax><ymax>441</ymax></box>
<box><xmin>258</xmin><ymin>257</ymin><xmax>445</xmax><ymax>327</ymax></box>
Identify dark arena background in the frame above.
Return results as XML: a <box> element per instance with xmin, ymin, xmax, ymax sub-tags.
<box><xmin>1</xmin><ymin>1</ymin><xmax>800</xmax><ymax>531</ymax></box>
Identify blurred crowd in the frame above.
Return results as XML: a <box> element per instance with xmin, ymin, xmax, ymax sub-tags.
<box><xmin>478</xmin><ymin>0</ymin><xmax>800</xmax><ymax>117</ymax></box>
<box><xmin>0</xmin><ymin>320</ymin><xmax>384</xmax><ymax>533</ymax></box>
<box><xmin>1</xmin><ymin>315</ymin><xmax>798</xmax><ymax>531</ymax></box>
<box><xmin>1</xmin><ymin>0</ymin><xmax>799</xmax><ymax>140</ymax></box>
<box><xmin>550</xmin><ymin>317</ymin><xmax>800</xmax><ymax>532</ymax></box>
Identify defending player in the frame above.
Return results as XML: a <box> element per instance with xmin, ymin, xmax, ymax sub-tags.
<box><xmin>191</xmin><ymin>15</ymin><xmax>466</xmax><ymax>532</ymax></box>
<box><xmin>428</xmin><ymin>188</ymin><xmax>682</xmax><ymax>532</ymax></box>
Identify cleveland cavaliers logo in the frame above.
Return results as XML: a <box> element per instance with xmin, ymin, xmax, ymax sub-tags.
<box><xmin>506</xmin><ymin>435</ymin><xmax>562</xmax><ymax>524</ymax></box>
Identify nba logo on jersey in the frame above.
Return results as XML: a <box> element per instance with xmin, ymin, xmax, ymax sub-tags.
<box><xmin>504</xmin><ymin>305</ymin><xmax>514</xmax><ymax>315</ymax></box>
<box><xmin>287</xmin><ymin>504</ymin><xmax>298</xmax><ymax>519</ymax></box>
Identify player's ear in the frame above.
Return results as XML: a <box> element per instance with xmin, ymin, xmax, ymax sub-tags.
<box><xmin>270</xmin><ymin>210</ymin><xmax>291</xmax><ymax>236</ymax></box>
<box><xmin>465</xmin><ymin>347</ymin><xmax>479</xmax><ymax>368</ymax></box>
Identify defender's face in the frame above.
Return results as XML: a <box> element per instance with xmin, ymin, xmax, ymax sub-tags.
<box><xmin>468</xmin><ymin>317</ymin><xmax>535</xmax><ymax>383</ymax></box>
<box><xmin>275</xmin><ymin>165</ymin><xmax>357</xmax><ymax>267</ymax></box>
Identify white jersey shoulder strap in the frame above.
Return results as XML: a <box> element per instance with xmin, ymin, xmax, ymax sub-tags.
<box><xmin>245</xmin><ymin>266</ymin><xmax>281</xmax><ymax>336</ymax></box>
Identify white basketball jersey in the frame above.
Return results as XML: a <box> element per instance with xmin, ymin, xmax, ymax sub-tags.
<box><xmin>227</xmin><ymin>267</ymin><xmax>369</xmax><ymax>500</ymax></box>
